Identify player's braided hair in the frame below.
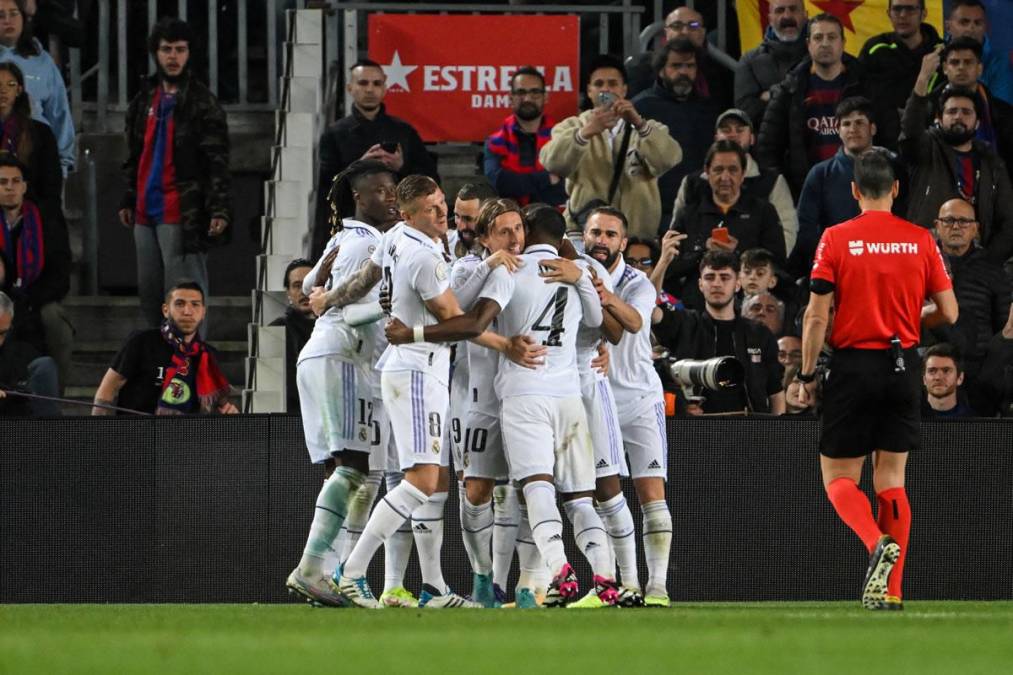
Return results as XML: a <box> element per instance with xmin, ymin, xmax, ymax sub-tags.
<box><xmin>326</xmin><ymin>159</ymin><xmax>393</xmax><ymax>235</ymax></box>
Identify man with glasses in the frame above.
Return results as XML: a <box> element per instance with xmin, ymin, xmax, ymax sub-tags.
<box><xmin>628</xmin><ymin>6</ymin><xmax>733</xmax><ymax>107</ymax></box>
<box><xmin>859</xmin><ymin>0</ymin><xmax>942</xmax><ymax>149</ymax></box>
<box><xmin>736</xmin><ymin>0</ymin><xmax>809</xmax><ymax>128</ymax></box>
<box><xmin>484</xmin><ymin>66</ymin><xmax>565</xmax><ymax>209</ymax></box>
<box><xmin>925</xmin><ymin>198</ymin><xmax>1010</xmax><ymax>409</ymax></box>
<box><xmin>901</xmin><ymin>61</ymin><xmax>1013</xmax><ymax>263</ymax></box>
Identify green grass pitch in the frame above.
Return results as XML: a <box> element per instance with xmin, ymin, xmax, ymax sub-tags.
<box><xmin>2</xmin><ymin>602</ymin><xmax>1012</xmax><ymax>674</ymax></box>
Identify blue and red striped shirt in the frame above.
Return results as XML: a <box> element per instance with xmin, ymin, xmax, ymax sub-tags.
<box><xmin>803</xmin><ymin>72</ymin><xmax>846</xmax><ymax>165</ymax></box>
<box><xmin>135</xmin><ymin>88</ymin><xmax>181</xmax><ymax>225</ymax></box>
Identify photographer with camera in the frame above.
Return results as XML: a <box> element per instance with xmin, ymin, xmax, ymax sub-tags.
<box><xmin>654</xmin><ymin>249</ymin><xmax>785</xmax><ymax>416</ymax></box>
<box><xmin>539</xmin><ymin>55</ymin><xmax>681</xmax><ymax>239</ymax></box>
<box><xmin>797</xmin><ymin>149</ymin><xmax>957</xmax><ymax>611</ymax></box>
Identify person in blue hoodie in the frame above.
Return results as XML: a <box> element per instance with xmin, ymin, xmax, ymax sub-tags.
<box><xmin>791</xmin><ymin>97</ymin><xmax>907</xmax><ymax>276</ymax></box>
<box><xmin>0</xmin><ymin>0</ymin><xmax>74</xmax><ymax>174</ymax></box>
<box><xmin>945</xmin><ymin>0</ymin><xmax>1013</xmax><ymax>106</ymax></box>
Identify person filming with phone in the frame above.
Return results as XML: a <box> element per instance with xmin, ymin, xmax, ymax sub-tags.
<box><xmin>540</xmin><ymin>55</ymin><xmax>681</xmax><ymax>240</ymax></box>
<box><xmin>664</xmin><ymin>140</ymin><xmax>785</xmax><ymax>310</ymax></box>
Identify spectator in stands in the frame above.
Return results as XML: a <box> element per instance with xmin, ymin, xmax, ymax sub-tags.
<box><xmin>483</xmin><ymin>66</ymin><xmax>565</xmax><ymax>209</ymax></box>
<box><xmin>667</xmin><ymin>140</ymin><xmax>785</xmax><ymax>310</ymax></box>
<box><xmin>735</xmin><ymin>0</ymin><xmax>809</xmax><ymax>128</ymax></box>
<box><xmin>858</xmin><ymin>0</ymin><xmax>943</xmax><ymax>150</ymax></box>
<box><xmin>269</xmin><ymin>258</ymin><xmax>314</xmax><ymax>414</ymax></box>
<box><xmin>654</xmin><ymin>249</ymin><xmax>785</xmax><ymax>415</ymax></box>
<box><xmin>0</xmin><ymin>154</ymin><xmax>69</xmax><ymax>391</ymax></box>
<box><xmin>924</xmin><ymin>37</ymin><xmax>1013</xmax><ymax>172</ymax></box>
<box><xmin>945</xmin><ymin>0</ymin><xmax>1013</xmax><ymax>106</ymax></box>
<box><xmin>674</xmin><ymin>108</ymin><xmax>797</xmax><ymax>255</ymax></box>
<box><xmin>794</xmin><ymin>97</ymin><xmax>907</xmax><ymax>275</ymax></box>
<box><xmin>633</xmin><ymin>38</ymin><xmax>722</xmax><ymax>233</ymax></box>
<box><xmin>119</xmin><ymin>18</ymin><xmax>231</xmax><ymax>334</ymax></box>
<box><xmin>739</xmin><ymin>247</ymin><xmax>799</xmax><ymax>325</ymax></box>
<box><xmin>921</xmin><ymin>343</ymin><xmax>974</xmax><ymax>418</ymax></box>
<box><xmin>901</xmin><ymin>70</ymin><xmax>1013</xmax><ymax>263</ymax></box>
<box><xmin>449</xmin><ymin>182</ymin><xmax>495</xmax><ymax>261</ymax></box>
<box><xmin>974</xmin><ymin>302</ymin><xmax>1013</xmax><ymax>417</ymax></box>
<box><xmin>757</xmin><ymin>13</ymin><xmax>871</xmax><ymax>198</ymax></box>
<box><xmin>926</xmin><ymin>199</ymin><xmax>1010</xmax><ymax>395</ymax></box>
<box><xmin>312</xmin><ymin>59</ymin><xmax>439</xmax><ymax>258</ymax></box>
<box><xmin>0</xmin><ymin>62</ymin><xmax>61</xmax><ymax>220</ymax></box>
<box><xmin>540</xmin><ymin>55</ymin><xmax>680</xmax><ymax>239</ymax></box>
<box><xmin>0</xmin><ymin>289</ymin><xmax>58</xmax><ymax>416</ymax></box>
<box><xmin>778</xmin><ymin>334</ymin><xmax>803</xmax><ymax>369</ymax></box>
<box><xmin>0</xmin><ymin>0</ymin><xmax>74</xmax><ymax>174</ymax></box>
<box><xmin>627</xmin><ymin>5</ymin><xmax>733</xmax><ymax>106</ymax></box>
<box><xmin>92</xmin><ymin>280</ymin><xmax>237</xmax><ymax>416</ymax></box>
<box><xmin>742</xmin><ymin>291</ymin><xmax>786</xmax><ymax>337</ymax></box>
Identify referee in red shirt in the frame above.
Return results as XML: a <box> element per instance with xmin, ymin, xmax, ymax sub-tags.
<box><xmin>797</xmin><ymin>150</ymin><xmax>958</xmax><ymax>611</ymax></box>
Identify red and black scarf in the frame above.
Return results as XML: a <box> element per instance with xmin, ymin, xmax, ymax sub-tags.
<box><xmin>0</xmin><ymin>200</ymin><xmax>44</xmax><ymax>289</ymax></box>
<box><xmin>157</xmin><ymin>320</ymin><xmax>231</xmax><ymax>415</ymax></box>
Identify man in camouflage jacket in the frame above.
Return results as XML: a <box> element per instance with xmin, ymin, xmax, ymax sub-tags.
<box><xmin>119</xmin><ymin>18</ymin><xmax>230</xmax><ymax>329</ymax></box>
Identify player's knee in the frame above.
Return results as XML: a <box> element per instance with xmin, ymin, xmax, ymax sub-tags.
<box><xmin>465</xmin><ymin>478</ymin><xmax>494</xmax><ymax>505</ymax></box>
<box><xmin>405</xmin><ymin>464</ymin><xmax>441</xmax><ymax>496</ymax></box>
<box><xmin>595</xmin><ymin>475</ymin><xmax>621</xmax><ymax>502</ymax></box>
<box><xmin>634</xmin><ymin>477</ymin><xmax>665</xmax><ymax>503</ymax></box>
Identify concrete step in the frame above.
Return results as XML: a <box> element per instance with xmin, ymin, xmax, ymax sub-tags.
<box><xmin>62</xmin><ymin>296</ymin><xmax>252</xmax><ymax>344</ymax></box>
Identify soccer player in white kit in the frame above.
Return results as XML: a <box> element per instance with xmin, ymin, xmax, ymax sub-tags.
<box><xmin>386</xmin><ymin>205</ymin><xmax>621</xmax><ymax>607</ymax></box>
<box><xmin>286</xmin><ymin>161</ymin><xmax>399</xmax><ymax>607</ymax></box>
<box><xmin>584</xmin><ymin>206</ymin><xmax>673</xmax><ymax>606</ymax></box>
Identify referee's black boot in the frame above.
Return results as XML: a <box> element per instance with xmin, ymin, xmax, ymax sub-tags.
<box><xmin>862</xmin><ymin>534</ymin><xmax>901</xmax><ymax>610</ymax></box>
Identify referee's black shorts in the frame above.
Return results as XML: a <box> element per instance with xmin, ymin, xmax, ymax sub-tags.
<box><xmin>819</xmin><ymin>348</ymin><xmax>922</xmax><ymax>459</ymax></box>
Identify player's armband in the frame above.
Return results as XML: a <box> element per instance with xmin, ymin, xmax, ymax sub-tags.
<box><xmin>810</xmin><ymin>279</ymin><xmax>835</xmax><ymax>295</ymax></box>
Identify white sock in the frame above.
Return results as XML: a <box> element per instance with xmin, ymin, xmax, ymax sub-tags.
<box><xmin>342</xmin><ymin>480</ymin><xmax>427</xmax><ymax>579</ymax></box>
<box><xmin>383</xmin><ymin>472</ymin><xmax>413</xmax><ymax>592</ymax></box>
<box><xmin>598</xmin><ymin>493</ymin><xmax>639</xmax><ymax>590</ymax></box>
<box><xmin>492</xmin><ymin>484</ymin><xmax>519</xmax><ymax>589</ymax></box>
<box><xmin>461</xmin><ymin>494</ymin><xmax>494</xmax><ymax>575</ymax></box>
<box><xmin>298</xmin><ymin>466</ymin><xmax>365</xmax><ymax>576</ymax></box>
<box><xmin>412</xmin><ymin>491</ymin><xmax>449</xmax><ymax>594</ymax></box>
<box><xmin>563</xmin><ymin>496</ymin><xmax>611</xmax><ymax>579</ymax></box>
<box><xmin>521</xmin><ymin>481</ymin><xmax>567</xmax><ymax>573</ymax></box>
<box><xmin>515</xmin><ymin>504</ymin><xmax>543</xmax><ymax>592</ymax></box>
<box><xmin>336</xmin><ymin>470</ymin><xmax>382</xmax><ymax>567</ymax></box>
<box><xmin>642</xmin><ymin>500</ymin><xmax>673</xmax><ymax>597</ymax></box>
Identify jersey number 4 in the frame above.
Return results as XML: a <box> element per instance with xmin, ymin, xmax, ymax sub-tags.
<box><xmin>532</xmin><ymin>287</ymin><xmax>568</xmax><ymax>346</ymax></box>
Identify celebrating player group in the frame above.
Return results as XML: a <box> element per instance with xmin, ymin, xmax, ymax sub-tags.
<box><xmin>285</xmin><ymin>161</ymin><xmax>672</xmax><ymax>609</ymax></box>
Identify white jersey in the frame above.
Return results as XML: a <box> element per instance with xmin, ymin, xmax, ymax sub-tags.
<box><xmin>606</xmin><ymin>258</ymin><xmax>664</xmax><ymax>409</ymax></box>
<box><xmin>574</xmin><ymin>253</ymin><xmax>613</xmax><ymax>377</ymax></box>
<box><xmin>298</xmin><ymin>219</ymin><xmax>381</xmax><ymax>366</ymax></box>
<box><xmin>481</xmin><ymin>244</ymin><xmax>602</xmax><ymax>400</ymax></box>
<box><xmin>371</xmin><ymin>223</ymin><xmax>453</xmax><ymax>385</ymax></box>
<box><xmin>451</xmin><ymin>252</ymin><xmax>500</xmax><ymax>417</ymax></box>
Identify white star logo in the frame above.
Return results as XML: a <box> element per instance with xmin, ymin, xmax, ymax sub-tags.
<box><xmin>382</xmin><ymin>51</ymin><xmax>417</xmax><ymax>92</ymax></box>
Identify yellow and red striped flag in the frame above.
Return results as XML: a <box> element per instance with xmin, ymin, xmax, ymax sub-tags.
<box><xmin>737</xmin><ymin>0</ymin><xmax>944</xmax><ymax>56</ymax></box>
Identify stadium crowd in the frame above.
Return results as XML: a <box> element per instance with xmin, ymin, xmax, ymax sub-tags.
<box><xmin>0</xmin><ymin>0</ymin><xmax>1011</xmax><ymax>611</ymax></box>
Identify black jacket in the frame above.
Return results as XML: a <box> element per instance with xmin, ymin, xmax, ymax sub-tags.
<box><xmin>859</xmin><ymin>22</ymin><xmax>943</xmax><ymax>147</ymax></box>
<box><xmin>0</xmin><ymin>336</ymin><xmax>39</xmax><ymax>417</ymax></box>
<box><xmin>926</xmin><ymin>80</ymin><xmax>1013</xmax><ymax>179</ymax></box>
<box><xmin>653</xmin><ymin>308</ymin><xmax>783</xmax><ymax>414</ymax></box>
<box><xmin>899</xmin><ymin>92</ymin><xmax>1013</xmax><ymax>264</ymax></box>
<box><xmin>973</xmin><ymin>331</ymin><xmax>1013</xmax><ymax>417</ymax></box>
<box><xmin>924</xmin><ymin>246</ymin><xmax>1011</xmax><ymax>370</ymax></box>
<box><xmin>735</xmin><ymin>27</ymin><xmax>809</xmax><ymax>128</ymax></box>
<box><xmin>628</xmin><ymin>47</ymin><xmax>734</xmax><ymax>108</ymax></box>
<box><xmin>633</xmin><ymin>82</ymin><xmax>722</xmax><ymax>232</ymax></box>
<box><xmin>121</xmin><ymin>72</ymin><xmax>232</xmax><ymax>254</ymax></box>
<box><xmin>667</xmin><ymin>190</ymin><xmax>786</xmax><ymax>310</ymax></box>
<box><xmin>756</xmin><ymin>55</ymin><xmax>884</xmax><ymax>198</ymax></box>
<box><xmin>312</xmin><ymin>104</ymin><xmax>439</xmax><ymax>258</ymax></box>
<box><xmin>269</xmin><ymin>307</ymin><xmax>314</xmax><ymax>413</ymax></box>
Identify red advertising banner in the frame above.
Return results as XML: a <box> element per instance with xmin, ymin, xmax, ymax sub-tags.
<box><xmin>367</xmin><ymin>14</ymin><xmax>580</xmax><ymax>142</ymax></box>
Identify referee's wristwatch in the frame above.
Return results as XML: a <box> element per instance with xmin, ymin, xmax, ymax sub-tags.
<box><xmin>795</xmin><ymin>371</ymin><xmax>817</xmax><ymax>384</ymax></box>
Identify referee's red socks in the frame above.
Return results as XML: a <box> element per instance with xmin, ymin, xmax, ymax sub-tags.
<box><xmin>877</xmin><ymin>487</ymin><xmax>911</xmax><ymax>599</ymax></box>
<box><xmin>826</xmin><ymin>478</ymin><xmax>882</xmax><ymax>552</ymax></box>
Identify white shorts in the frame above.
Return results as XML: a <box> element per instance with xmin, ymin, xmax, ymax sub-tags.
<box><xmin>447</xmin><ymin>365</ymin><xmax>470</xmax><ymax>472</ymax></box>
<box><xmin>462</xmin><ymin>410</ymin><xmax>508</xmax><ymax>481</ymax></box>
<box><xmin>501</xmin><ymin>395</ymin><xmax>595</xmax><ymax>494</ymax></box>
<box><xmin>370</xmin><ymin>397</ymin><xmax>396</xmax><ymax>472</ymax></box>
<box><xmin>580</xmin><ymin>372</ymin><xmax>628</xmax><ymax>479</ymax></box>
<box><xmin>382</xmin><ymin>369</ymin><xmax>450</xmax><ymax>471</ymax></box>
<box><xmin>296</xmin><ymin>355</ymin><xmax>371</xmax><ymax>464</ymax></box>
<box><xmin>616</xmin><ymin>395</ymin><xmax>669</xmax><ymax>480</ymax></box>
